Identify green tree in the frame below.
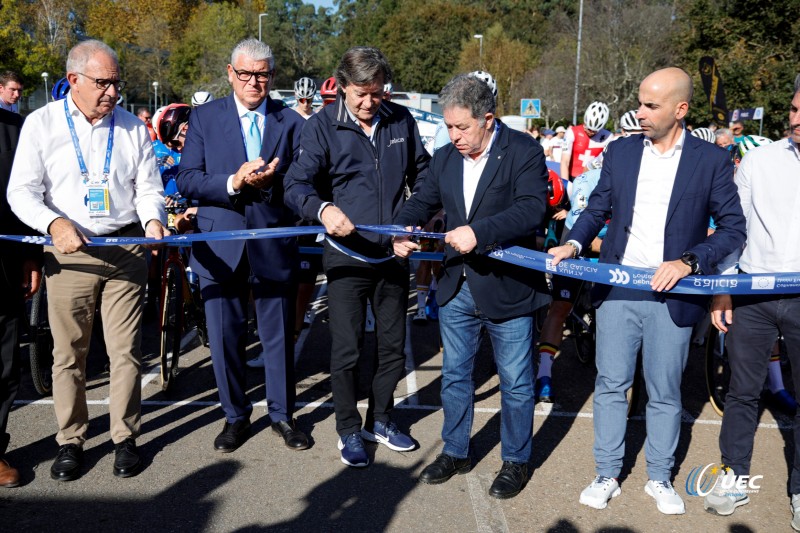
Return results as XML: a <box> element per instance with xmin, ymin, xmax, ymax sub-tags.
<box><xmin>169</xmin><ymin>2</ymin><xmax>248</xmax><ymax>101</ymax></box>
<box><xmin>675</xmin><ymin>0</ymin><xmax>800</xmax><ymax>137</ymax></box>
<box><xmin>379</xmin><ymin>1</ymin><xmax>486</xmax><ymax>93</ymax></box>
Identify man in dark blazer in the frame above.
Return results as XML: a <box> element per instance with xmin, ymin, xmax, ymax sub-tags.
<box><xmin>177</xmin><ymin>38</ymin><xmax>308</xmax><ymax>452</ymax></box>
<box><xmin>394</xmin><ymin>74</ymin><xmax>549</xmax><ymax>499</ymax></box>
<box><xmin>0</xmin><ymin>108</ymin><xmax>42</xmax><ymax>486</ymax></box>
<box><xmin>550</xmin><ymin>67</ymin><xmax>746</xmax><ymax>514</ymax></box>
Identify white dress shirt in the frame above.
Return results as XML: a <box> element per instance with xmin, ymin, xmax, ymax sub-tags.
<box><xmin>724</xmin><ymin>138</ymin><xmax>800</xmax><ymax>274</ymax></box>
<box><xmin>462</xmin><ymin>126</ymin><xmax>497</xmax><ymax>215</ymax></box>
<box><xmin>227</xmin><ymin>95</ymin><xmax>267</xmax><ymax>195</ymax></box>
<box><xmin>7</xmin><ymin>93</ymin><xmax>165</xmax><ymax>236</ymax></box>
<box><xmin>622</xmin><ymin>132</ymin><xmax>685</xmax><ymax>268</ymax></box>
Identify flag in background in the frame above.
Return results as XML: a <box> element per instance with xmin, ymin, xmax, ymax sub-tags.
<box><xmin>699</xmin><ymin>56</ymin><xmax>728</xmax><ymax>124</ymax></box>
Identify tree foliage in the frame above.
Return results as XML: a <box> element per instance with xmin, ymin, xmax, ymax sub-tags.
<box><xmin>0</xmin><ymin>0</ymin><xmax>796</xmax><ymax>131</ymax></box>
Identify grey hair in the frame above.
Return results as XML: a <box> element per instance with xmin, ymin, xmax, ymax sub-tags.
<box><xmin>231</xmin><ymin>38</ymin><xmax>275</xmax><ymax>71</ymax></box>
<box><xmin>794</xmin><ymin>73</ymin><xmax>799</xmax><ymax>93</ymax></box>
<box><xmin>715</xmin><ymin>128</ymin><xmax>733</xmax><ymax>141</ymax></box>
<box><xmin>66</xmin><ymin>40</ymin><xmax>119</xmax><ymax>73</ymax></box>
<box><xmin>335</xmin><ymin>47</ymin><xmax>392</xmax><ymax>91</ymax></box>
<box><xmin>439</xmin><ymin>74</ymin><xmax>496</xmax><ymax>122</ymax></box>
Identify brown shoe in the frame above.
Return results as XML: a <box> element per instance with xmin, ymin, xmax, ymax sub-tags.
<box><xmin>0</xmin><ymin>459</ymin><xmax>20</xmax><ymax>488</ymax></box>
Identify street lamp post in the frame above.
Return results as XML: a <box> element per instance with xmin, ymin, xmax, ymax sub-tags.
<box><xmin>152</xmin><ymin>81</ymin><xmax>159</xmax><ymax>111</ymax></box>
<box><xmin>473</xmin><ymin>34</ymin><xmax>483</xmax><ymax>70</ymax></box>
<box><xmin>42</xmin><ymin>72</ymin><xmax>49</xmax><ymax>104</ymax></box>
<box><xmin>259</xmin><ymin>13</ymin><xmax>268</xmax><ymax>42</ymax></box>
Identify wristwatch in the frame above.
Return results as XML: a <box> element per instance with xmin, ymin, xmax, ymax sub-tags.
<box><xmin>680</xmin><ymin>252</ymin><xmax>701</xmax><ymax>275</ymax></box>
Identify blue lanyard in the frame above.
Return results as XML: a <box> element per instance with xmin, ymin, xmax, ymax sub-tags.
<box><xmin>64</xmin><ymin>98</ymin><xmax>115</xmax><ymax>184</ymax></box>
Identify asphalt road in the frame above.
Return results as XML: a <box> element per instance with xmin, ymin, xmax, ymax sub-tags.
<box><xmin>1</xmin><ymin>278</ymin><xmax>795</xmax><ymax>532</ymax></box>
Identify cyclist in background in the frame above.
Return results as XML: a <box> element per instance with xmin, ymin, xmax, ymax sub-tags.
<box><xmin>560</xmin><ymin>101</ymin><xmax>613</xmax><ymax>181</ymax></box>
<box><xmin>293</xmin><ymin>77</ymin><xmax>316</xmax><ymax>119</ymax></box>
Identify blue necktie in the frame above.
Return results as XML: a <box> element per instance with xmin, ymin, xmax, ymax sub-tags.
<box><xmin>245</xmin><ymin>111</ymin><xmax>261</xmax><ymax>161</ymax></box>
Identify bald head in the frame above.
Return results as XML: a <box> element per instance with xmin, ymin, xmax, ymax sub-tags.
<box><xmin>640</xmin><ymin>67</ymin><xmax>693</xmax><ymax>107</ymax></box>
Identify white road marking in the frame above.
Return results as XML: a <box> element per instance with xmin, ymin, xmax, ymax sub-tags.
<box><xmin>12</xmin><ymin>399</ymin><xmax>791</xmax><ymax>430</ymax></box>
<box><xmin>467</xmin><ymin>473</ymin><xmax>510</xmax><ymax>533</ymax></box>
<box><xmin>403</xmin><ymin>315</ymin><xmax>419</xmax><ymax>405</ymax></box>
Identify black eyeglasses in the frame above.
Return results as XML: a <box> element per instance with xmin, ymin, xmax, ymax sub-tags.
<box><xmin>77</xmin><ymin>72</ymin><xmax>127</xmax><ymax>92</ymax></box>
<box><xmin>232</xmin><ymin>67</ymin><xmax>272</xmax><ymax>83</ymax></box>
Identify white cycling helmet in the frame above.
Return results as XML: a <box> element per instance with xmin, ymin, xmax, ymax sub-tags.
<box><xmin>736</xmin><ymin>135</ymin><xmax>773</xmax><ymax>159</ymax></box>
<box><xmin>469</xmin><ymin>71</ymin><xmax>497</xmax><ymax>99</ymax></box>
<box><xmin>619</xmin><ymin>110</ymin><xmax>641</xmax><ymax>132</ymax></box>
<box><xmin>691</xmin><ymin>127</ymin><xmax>716</xmax><ymax>143</ymax></box>
<box><xmin>191</xmin><ymin>91</ymin><xmax>213</xmax><ymax>106</ymax></box>
<box><xmin>583</xmin><ymin>101</ymin><xmax>609</xmax><ymax>132</ymax></box>
<box><xmin>294</xmin><ymin>77</ymin><xmax>316</xmax><ymax>100</ymax></box>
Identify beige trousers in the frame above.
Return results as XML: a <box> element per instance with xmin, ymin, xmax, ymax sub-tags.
<box><xmin>44</xmin><ymin>244</ymin><xmax>146</xmax><ymax>446</ymax></box>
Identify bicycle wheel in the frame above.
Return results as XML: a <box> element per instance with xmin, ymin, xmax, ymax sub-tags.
<box><xmin>705</xmin><ymin>325</ymin><xmax>729</xmax><ymax>417</ymax></box>
<box><xmin>160</xmin><ymin>263</ymin><xmax>184</xmax><ymax>392</ymax></box>
<box><xmin>29</xmin><ymin>279</ymin><xmax>53</xmax><ymax>396</ymax></box>
<box><xmin>569</xmin><ymin>312</ymin><xmax>595</xmax><ymax>365</ymax></box>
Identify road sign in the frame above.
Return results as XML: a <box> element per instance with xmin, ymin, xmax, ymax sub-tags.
<box><xmin>520</xmin><ymin>98</ymin><xmax>541</xmax><ymax>118</ymax></box>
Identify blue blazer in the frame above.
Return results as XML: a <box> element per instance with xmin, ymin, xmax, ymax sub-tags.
<box><xmin>177</xmin><ymin>95</ymin><xmax>304</xmax><ymax>283</ymax></box>
<box><xmin>567</xmin><ymin>133</ymin><xmax>746</xmax><ymax>326</ymax></box>
<box><xmin>396</xmin><ymin>122</ymin><xmax>550</xmax><ymax>320</ymax></box>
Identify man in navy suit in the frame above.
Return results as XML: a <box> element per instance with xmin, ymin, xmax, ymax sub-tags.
<box><xmin>177</xmin><ymin>38</ymin><xmax>309</xmax><ymax>452</ymax></box>
<box><xmin>550</xmin><ymin>67</ymin><xmax>746</xmax><ymax>514</ymax></box>
<box><xmin>394</xmin><ymin>74</ymin><xmax>550</xmax><ymax>499</ymax></box>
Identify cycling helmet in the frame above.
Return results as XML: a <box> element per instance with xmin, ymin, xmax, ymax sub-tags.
<box><xmin>294</xmin><ymin>77</ymin><xmax>316</xmax><ymax>100</ymax></box>
<box><xmin>736</xmin><ymin>135</ymin><xmax>773</xmax><ymax>159</ymax></box>
<box><xmin>583</xmin><ymin>101</ymin><xmax>609</xmax><ymax>132</ymax></box>
<box><xmin>691</xmin><ymin>127</ymin><xmax>716</xmax><ymax>143</ymax></box>
<box><xmin>619</xmin><ymin>110</ymin><xmax>641</xmax><ymax>132</ymax></box>
<box><xmin>156</xmin><ymin>103</ymin><xmax>192</xmax><ymax>144</ymax></box>
<box><xmin>320</xmin><ymin>76</ymin><xmax>337</xmax><ymax>102</ymax></box>
<box><xmin>469</xmin><ymin>71</ymin><xmax>497</xmax><ymax>99</ymax></box>
<box><xmin>51</xmin><ymin>77</ymin><xmax>70</xmax><ymax>101</ymax></box>
<box><xmin>191</xmin><ymin>91</ymin><xmax>213</xmax><ymax>106</ymax></box>
<box><xmin>547</xmin><ymin>169</ymin><xmax>566</xmax><ymax>208</ymax></box>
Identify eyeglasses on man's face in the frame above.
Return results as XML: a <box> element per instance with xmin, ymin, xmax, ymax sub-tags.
<box><xmin>232</xmin><ymin>67</ymin><xmax>272</xmax><ymax>83</ymax></box>
<box><xmin>76</xmin><ymin>72</ymin><xmax>127</xmax><ymax>92</ymax></box>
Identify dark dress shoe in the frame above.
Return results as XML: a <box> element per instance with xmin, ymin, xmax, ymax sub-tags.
<box><xmin>489</xmin><ymin>461</ymin><xmax>528</xmax><ymax>499</ymax></box>
<box><xmin>0</xmin><ymin>459</ymin><xmax>20</xmax><ymax>488</ymax></box>
<box><xmin>214</xmin><ymin>420</ymin><xmax>251</xmax><ymax>453</ymax></box>
<box><xmin>113</xmin><ymin>438</ymin><xmax>142</xmax><ymax>478</ymax></box>
<box><xmin>419</xmin><ymin>453</ymin><xmax>471</xmax><ymax>484</ymax></box>
<box><xmin>271</xmin><ymin>420</ymin><xmax>309</xmax><ymax>450</ymax></box>
<box><xmin>50</xmin><ymin>444</ymin><xmax>83</xmax><ymax>481</ymax></box>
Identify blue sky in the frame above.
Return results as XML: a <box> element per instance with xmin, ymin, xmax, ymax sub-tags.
<box><xmin>309</xmin><ymin>0</ymin><xmax>336</xmax><ymax>9</ymax></box>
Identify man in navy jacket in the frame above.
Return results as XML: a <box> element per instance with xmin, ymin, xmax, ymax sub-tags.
<box><xmin>550</xmin><ymin>67</ymin><xmax>745</xmax><ymax>514</ymax></box>
<box><xmin>177</xmin><ymin>38</ymin><xmax>309</xmax><ymax>453</ymax></box>
<box><xmin>394</xmin><ymin>74</ymin><xmax>549</xmax><ymax>499</ymax></box>
<box><xmin>284</xmin><ymin>47</ymin><xmax>430</xmax><ymax>468</ymax></box>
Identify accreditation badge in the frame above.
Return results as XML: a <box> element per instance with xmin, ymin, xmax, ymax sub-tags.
<box><xmin>86</xmin><ymin>181</ymin><xmax>111</xmax><ymax>217</ymax></box>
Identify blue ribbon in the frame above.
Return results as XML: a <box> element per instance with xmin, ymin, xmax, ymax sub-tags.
<box><xmin>3</xmin><ymin>225</ymin><xmax>799</xmax><ymax>295</ymax></box>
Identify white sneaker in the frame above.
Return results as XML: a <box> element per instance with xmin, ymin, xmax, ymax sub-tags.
<box><xmin>579</xmin><ymin>476</ymin><xmax>621</xmax><ymax>509</ymax></box>
<box><xmin>645</xmin><ymin>480</ymin><xmax>685</xmax><ymax>515</ymax></box>
<box><xmin>791</xmin><ymin>494</ymin><xmax>800</xmax><ymax>531</ymax></box>
<box><xmin>703</xmin><ymin>467</ymin><xmax>749</xmax><ymax>516</ymax></box>
<box><xmin>246</xmin><ymin>356</ymin><xmax>265</xmax><ymax>368</ymax></box>
<box><xmin>413</xmin><ymin>307</ymin><xmax>427</xmax><ymax>323</ymax></box>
